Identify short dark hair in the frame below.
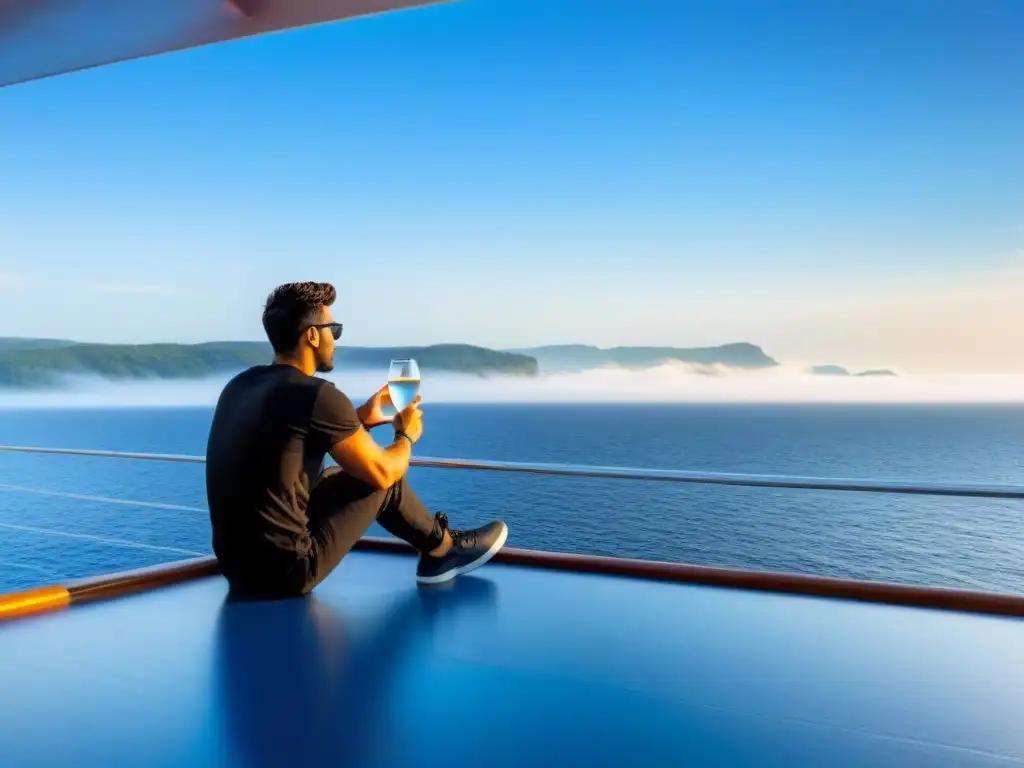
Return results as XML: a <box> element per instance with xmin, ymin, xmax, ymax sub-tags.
<box><xmin>262</xmin><ymin>281</ymin><xmax>337</xmax><ymax>354</ymax></box>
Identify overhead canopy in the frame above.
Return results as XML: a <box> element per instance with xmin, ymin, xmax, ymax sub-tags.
<box><xmin>0</xmin><ymin>0</ymin><xmax>446</xmax><ymax>89</ymax></box>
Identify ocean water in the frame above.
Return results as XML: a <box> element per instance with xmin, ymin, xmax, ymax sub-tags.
<box><xmin>0</xmin><ymin>404</ymin><xmax>1022</xmax><ymax>596</ymax></box>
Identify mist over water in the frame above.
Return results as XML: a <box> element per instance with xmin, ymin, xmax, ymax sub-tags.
<box><xmin>0</xmin><ymin>363</ymin><xmax>1023</xmax><ymax>409</ymax></box>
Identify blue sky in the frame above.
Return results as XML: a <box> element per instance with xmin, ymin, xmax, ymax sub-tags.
<box><xmin>1</xmin><ymin>0</ymin><xmax>1022</xmax><ymax>371</ymax></box>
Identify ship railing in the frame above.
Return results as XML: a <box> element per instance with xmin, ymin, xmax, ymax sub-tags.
<box><xmin>2</xmin><ymin>444</ymin><xmax>1023</xmax><ymax>499</ymax></box>
<box><xmin>2</xmin><ymin>443</ymin><xmax>1024</xmax><ymax>621</ymax></box>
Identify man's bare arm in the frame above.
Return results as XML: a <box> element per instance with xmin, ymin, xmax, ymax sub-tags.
<box><xmin>327</xmin><ymin>399</ymin><xmax>423</xmax><ymax>490</ymax></box>
<box><xmin>328</xmin><ymin>428</ymin><xmax>412</xmax><ymax>490</ymax></box>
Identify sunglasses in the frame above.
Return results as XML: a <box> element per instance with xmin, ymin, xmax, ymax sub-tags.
<box><xmin>308</xmin><ymin>322</ymin><xmax>343</xmax><ymax>340</ymax></box>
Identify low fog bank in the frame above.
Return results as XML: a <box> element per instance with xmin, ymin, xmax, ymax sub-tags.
<box><xmin>1</xmin><ymin>362</ymin><xmax>1022</xmax><ymax>409</ymax></box>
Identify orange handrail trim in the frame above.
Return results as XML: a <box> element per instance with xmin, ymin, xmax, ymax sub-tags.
<box><xmin>0</xmin><ymin>586</ymin><xmax>71</xmax><ymax>620</ymax></box>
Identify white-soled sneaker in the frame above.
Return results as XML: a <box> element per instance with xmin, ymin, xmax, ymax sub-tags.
<box><xmin>416</xmin><ymin>513</ymin><xmax>508</xmax><ymax>585</ymax></box>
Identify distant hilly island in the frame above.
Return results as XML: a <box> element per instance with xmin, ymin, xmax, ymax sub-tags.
<box><xmin>0</xmin><ymin>337</ymin><xmax>895</xmax><ymax>389</ymax></box>
<box><xmin>0</xmin><ymin>339</ymin><xmax>537</xmax><ymax>388</ymax></box>
<box><xmin>509</xmin><ymin>343</ymin><xmax>775</xmax><ymax>372</ymax></box>
<box><xmin>809</xmin><ymin>365</ymin><xmax>898</xmax><ymax>378</ymax></box>
<box><xmin>513</xmin><ymin>345</ymin><xmax>895</xmax><ymax>377</ymax></box>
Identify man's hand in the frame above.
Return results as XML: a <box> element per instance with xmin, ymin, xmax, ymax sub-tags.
<box><xmin>357</xmin><ymin>384</ymin><xmax>396</xmax><ymax>429</ymax></box>
<box><xmin>330</xmin><ymin>394</ymin><xmax>423</xmax><ymax>490</ymax></box>
<box><xmin>393</xmin><ymin>398</ymin><xmax>424</xmax><ymax>444</ymax></box>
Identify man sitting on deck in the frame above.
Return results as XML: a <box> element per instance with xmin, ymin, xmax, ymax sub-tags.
<box><xmin>205</xmin><ymin>281</ymin><xmax>509</xmax><ymax>598</ymax></box>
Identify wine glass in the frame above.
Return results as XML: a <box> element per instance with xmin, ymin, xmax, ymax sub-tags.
<box><xmin>388</xmin><ymin>358</ymin><xmax>421</xmax><ymax>414</ymax></box>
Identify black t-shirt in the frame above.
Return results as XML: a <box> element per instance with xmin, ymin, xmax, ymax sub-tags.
<box><xmin>205</xmin><ymin>364</ymin><xmax>362</xmax><ymax>576</ymax></box>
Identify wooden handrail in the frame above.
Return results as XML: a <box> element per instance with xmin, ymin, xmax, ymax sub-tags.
<box><xmin>4</xmin><ymin>537</ymin><xmax>1024</xmax><ymax>623</ymax></box>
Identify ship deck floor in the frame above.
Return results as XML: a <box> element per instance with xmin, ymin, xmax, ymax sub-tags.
<box><xmin>2</xmin><ymin>548</ymin><xmax>1023</xmax><ymax>767</ymax></box>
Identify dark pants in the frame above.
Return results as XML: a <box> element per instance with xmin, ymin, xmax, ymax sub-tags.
<box><xmin>300</xmin><ymin>467</ymin><xmax>444</xmax><ymax>593</ymax></box>
<box><xmin>228</xmin><ymin>468</ymin><xmax>444</xmax><ymax>600</ymax></box>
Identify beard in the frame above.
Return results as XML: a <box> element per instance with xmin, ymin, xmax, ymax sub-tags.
<box><xmin>315</xmin><ymin>350</ymin><xmax>335</xmax><ymax>373</ymax></box>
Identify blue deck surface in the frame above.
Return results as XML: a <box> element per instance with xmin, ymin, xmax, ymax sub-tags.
<box><xmin>1</xmin><ymin>551</ymin><xmax>1024</xmax><ymax>767</ymax></box>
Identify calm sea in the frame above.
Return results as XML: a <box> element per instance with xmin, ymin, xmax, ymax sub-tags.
<box><xmin>0</xmin><ymin>404</ymin><xmax>1022</xmax><ymax>595</ymax></box>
